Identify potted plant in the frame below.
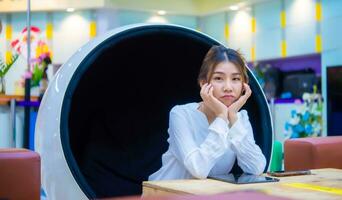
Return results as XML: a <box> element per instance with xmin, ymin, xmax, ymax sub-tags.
<box><xmin>284</xmin><ymin>86</ymin><xmax>323</xmax><ymax>138</ymax></box>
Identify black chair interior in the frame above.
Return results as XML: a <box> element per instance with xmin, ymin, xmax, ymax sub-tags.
<box><xmin>61</xmin><ymin>25</ymin><xmax>272</xmax><ymax>198</ymax></box>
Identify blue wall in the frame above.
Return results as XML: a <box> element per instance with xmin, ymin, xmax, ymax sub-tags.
<box><xmin>255</xmin><ymin>0</ymin><xmax>282</xmax><ymax>59</ymax></box>
<box><xmin>200</xmin><ymin>0</ymin><xmax>317</xmax><ymax>61</ymax></box>
<box><xmin>286</xmin><ymin>0</ymin><xmax>316</xmax><ymax>56</ymax></box>
<box><xmin>201</xmin><ymin>12</ymin><xmax>225</xmax><ymax>44</ymax></box>
<box><xmin>321</xmin><ymin>0</ymin><xmax>342</xmax><ymax>136</ymax></box>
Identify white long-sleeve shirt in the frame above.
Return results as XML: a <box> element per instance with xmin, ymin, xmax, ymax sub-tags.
<box><xmin>148</xmin><ymin>102</ymin><xmax>266</xmax><ymax>181</ymax></box>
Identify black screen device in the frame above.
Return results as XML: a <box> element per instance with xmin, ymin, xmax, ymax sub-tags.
<box><xmin>209</xmin><ymin>173</ymin><xmax>279</xmax><ymax>184</ymax></box>
<box><xmin>267</xmin><ymin>170</ymin><xmax>311</xmax><ymax>177</ymax></box>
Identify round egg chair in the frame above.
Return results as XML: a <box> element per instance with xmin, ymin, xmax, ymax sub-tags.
<box><xmin>35</xmin><ymin>24</ymin><xmax>273</xmax><ymax>199</ymax></box>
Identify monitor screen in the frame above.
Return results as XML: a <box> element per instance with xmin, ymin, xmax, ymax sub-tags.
<box><xmin>327</xmin><ymin>66</ymin><xmax>342</xmax><ymax>136</ymax></box>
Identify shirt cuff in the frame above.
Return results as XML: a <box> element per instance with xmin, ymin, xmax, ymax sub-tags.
<box><xmin>208</xmin><ymin>117</ymin><xmax>229</xmax><ymax>135</ymax></box>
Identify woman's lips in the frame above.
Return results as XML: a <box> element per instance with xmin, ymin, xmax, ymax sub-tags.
<box><xmin>221</xmin><ymin>95</ymin><xmax>235</xmax><ymax>99</ymax></box>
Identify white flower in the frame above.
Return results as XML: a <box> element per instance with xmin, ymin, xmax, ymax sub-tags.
<box><xmin>298</xmin><ymin>106</ymin><xmax>306</xmax><ymax>114</ymax></box>
<box><xmin>311</xmin><ymin>103</ymin><xmax>317</xmax><ymax>111</ymax></box>
<box><xmin>289</xmin><ymin>116</ymin><xmax>300</xmax><ymax>125</ymax></box>
<box><xmin>302</xmin><ymin>93</ymin><xmax>310</xmax><ymax>101</ymax></box>
<box><xmin>313</xmin><ymin>123</ymin><xmax>321</xmax><ymax>135</ymax></box>
<box><xmin>313</xmin><ymin>110</ymin><xmax>321</xmax><ymax>116</ymax></box>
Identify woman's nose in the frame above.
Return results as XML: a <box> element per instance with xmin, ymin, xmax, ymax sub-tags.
<box><xmin>223</xmin><ymin>80</ymin><xmax>232</xmax><ymax>91</ymax></box>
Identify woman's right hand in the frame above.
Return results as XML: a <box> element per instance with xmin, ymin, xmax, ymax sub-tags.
<box><xmin>200</xmin><ymin>83</ymin><xmax>228</xmax><ymax>121</ymax></box>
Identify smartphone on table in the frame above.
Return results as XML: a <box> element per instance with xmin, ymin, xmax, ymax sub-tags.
<box><xmin>267</xmin><ymin>170</ymin><xmax>311</xmax><ymax>177</ymax></box>
<box><xmin>209</xmin><ymin>173</ymin><xmax>279</xmax><ymax>184</ymax></box>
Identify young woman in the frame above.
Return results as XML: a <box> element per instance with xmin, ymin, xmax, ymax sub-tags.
<box><xmin>149</xmin><ymin>45</ymin><xmax>266</xmax><ymax>180</ymax></box>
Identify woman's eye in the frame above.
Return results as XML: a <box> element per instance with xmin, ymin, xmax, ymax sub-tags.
<box><xmin>233</xmin><ymin>77</ymin><xmax>241</xmax><ymax>81</ymax></box>
<box><xmin>214</xmin><ymin>77</ymin><xmax>223</xmax><ymax>81</ymax></box>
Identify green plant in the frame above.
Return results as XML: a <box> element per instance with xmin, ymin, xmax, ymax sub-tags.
<box><xmin>0</xmin><ymin>54</ymin><xmax>19</xmax><ymax>78</ymax></box>
<box><xmin>30</xmin><ymin>55</ymin><xmax>51</xmax><ymax>87</ymax></box>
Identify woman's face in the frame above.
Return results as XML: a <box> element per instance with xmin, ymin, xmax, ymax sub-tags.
<box><xmin>209</xmin><ymin>61</ymin><xmax>244</xmax><ymax>107</ymax></box>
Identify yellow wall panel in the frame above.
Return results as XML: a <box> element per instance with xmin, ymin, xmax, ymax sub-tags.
<box><xmin>90</xmin><ymin>21</ymin><xmax>97</xmax><ymax>38</ymax></box>
<box><xmin>316</xmin><ymin>2</ymin><xmax>322</xmax><ymax>22</ymax></box>
<box><xmin>224</xmin><ymin>23</ymin><xmax>229</xmax><ymax>41</ymax></box>
<box><xmin>251</xmin><ymin>46</ymin><xmax>256</xmax><ymax>61</ymax></box>
<box><xmin>5</xmin><ymin>25</ymin><xmax>12</xmax><ymax>40</ymax></box>
<box><xmin>315</xmin><ymin>34</ymin><xmax>322</xmax><ymax>52</ymax></box>
<box><xmin>46</xmin><ymin>23</ymin><xmax>53</xmax><ymax>40</ymax></box>
<box><xmin>251</xmin><ymin>17</ymin><xmax>256</xmax><ymax>33</ymax></box>
<box><xmin>280</xmin><ymin>11</ymin><xmax>286</xmax><ymax>28</ymax></box>
<box><xmin>281</xmin><ymin>40</ymin><xmax>287</xmax><ymax>57</ymax></box>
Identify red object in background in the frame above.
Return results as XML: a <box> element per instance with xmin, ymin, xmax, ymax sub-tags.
<box><xmin>285</xmin><ymin>136</ymin><xmax>342</xmax><ymax>171</ymax></box>
<box><xmin>0</xmin><ymin>148</ymin><xmax>41</xmax><ymax>200</ymax></box>
<box><xmin>22</xmin><ymin>26</ymin><xmax>40</xmax><ymax>33</ymax></box>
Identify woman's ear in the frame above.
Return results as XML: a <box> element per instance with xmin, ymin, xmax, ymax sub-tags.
<box><xmin>199</xmin><ymin>80</ymin><xmax>206</xmax><ymax>87</ymax></box>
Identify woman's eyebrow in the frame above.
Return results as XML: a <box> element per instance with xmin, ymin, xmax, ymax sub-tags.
<box><xmin>213</xmin><ymin>72</ymin><xmax>241</xmax><ymax>76</ymax></box>
<box><xmin>213</xmin><ymin>71</ymin><xmax>225</xmax><ymax>74</ymax></box>
<box><xmin>231</xmin><ymin>73</ymin><xmax>242</xmax><ymax>76</ymax></box>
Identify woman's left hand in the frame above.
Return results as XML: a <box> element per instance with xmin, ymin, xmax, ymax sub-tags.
<box><xmin>227</xmin><ymin>83</ymin><xmax>252</xmax><ymax>125</ymax></box>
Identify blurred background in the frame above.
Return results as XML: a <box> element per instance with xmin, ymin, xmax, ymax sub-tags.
<box><xmin>0</xmin><ymin>0</ymin><xmax>341</xmax><ymax>163</ymax></box>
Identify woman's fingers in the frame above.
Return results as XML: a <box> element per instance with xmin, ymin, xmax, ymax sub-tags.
<box><xmin>205</xmin><ymin>84</ymin><xmax>211</xmax><ymax>95</ymax></box>
<box><xmin>201</xmin><ymin>83</ymin><xmax>211</xmax><ymax>96</ymax></box>
<box><xmin>243</xmin><ymin>83</ymin><xmax>252</xmax><ymax>99</ymax></box>
<box><xmin>228</xmin><ymin>83</ymin><xmax>252</xmax><ymax>113</ymax></box>
<box><xmin>200</xmin><ymin>83</ymin><xmax>208</xmax><ymax>96</ymax></box>
<box><xmin>244</xmin><ymin>83</ymin><xmax>251</xmax><ymax>93</ymax></box>
<box><xmin>200</xmin><ymin>83</ymin><xmax>207</xmax><ymax>92</ymax></box>
<box><xmin>202</xmin><ymin>84</ymin><xmax>218</xmax><ymax>103</ymax></box>
<box><xmin>200</xmin><ymin>83</ymin><xmax>212</xmax><ymax>103</ymax></box>
<box><xmin>209</xmin><ymin>84</ymin><xmax>214</xmax><ymax>97</ymax></box>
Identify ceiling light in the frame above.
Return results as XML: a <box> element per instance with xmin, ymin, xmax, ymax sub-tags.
<box><xmin>66</xmin><ymin>8</ymin><xmax>75</xmax><ymax>12</ymax></box>
<box><xmin>157</xmin><ymin>10</ymin><xmax>166</xmax><ymax>15</ymax></box>
<box><xmin>229</xmin><ymin>5</ymin><xmax>239</xmax><ymax>11</ymax></box>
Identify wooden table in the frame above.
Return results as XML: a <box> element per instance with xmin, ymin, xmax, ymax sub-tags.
<box><xmin>143</xmin><ymin>168</ymin><xmax>342</xmax><ymax>200</ymax></box>
<box><xmin>0</xmin><ymin>94</ymin><xmax>39</xmax><ymax>105</ymax></box>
